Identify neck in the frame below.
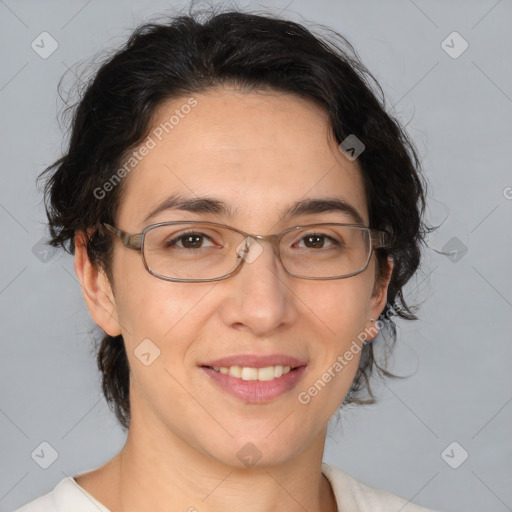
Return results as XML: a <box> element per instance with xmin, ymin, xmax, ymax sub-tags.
<box><xmin>100</xmin><ymin>418</ymin><xmax>337</xmax><ymax>512</ymax></box>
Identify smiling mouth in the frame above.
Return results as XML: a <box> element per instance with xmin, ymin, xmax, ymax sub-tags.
<box><xmin>201</xmin><ymin>362</ymin><xmax>307</xmax><ymax>403</ymax></box>
<box><xmin>203</xmin><ymin>365</ymin><xmax>299</xmax><ymax>381</ymax></box>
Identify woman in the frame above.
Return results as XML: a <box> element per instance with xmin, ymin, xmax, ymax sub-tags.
<box><xmin>16</xmin><ymin>8</ymin><xmax>437</xmax><ymax>512</ymax></box>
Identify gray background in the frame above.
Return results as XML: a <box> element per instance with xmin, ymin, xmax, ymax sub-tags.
<box><xmin>1</xmin><ymin>1</ymin><xmax>511</xmax><ymax>511</ymax></box>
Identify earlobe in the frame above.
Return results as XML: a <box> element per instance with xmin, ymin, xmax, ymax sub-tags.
<box><xmin>74</xmin><ymin>231</ymin><xmax>122</xmax><ymax>337</ymax></box>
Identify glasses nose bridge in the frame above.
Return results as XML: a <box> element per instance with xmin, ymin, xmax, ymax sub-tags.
<box><xmin>246</xmin><ymin>232</ymin><xmax>283</xmax><ymax>256</ymax></box>
<box><xmin>234</xmin><ymin>231</ymin><xmax>285</xmax><ymax>273</ymax></box>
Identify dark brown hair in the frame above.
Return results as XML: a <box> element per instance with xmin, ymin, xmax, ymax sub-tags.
<box><xmin>40</xmin><ymin>7</ymin><xmax>430</xmax><ymax>431</ymax></box>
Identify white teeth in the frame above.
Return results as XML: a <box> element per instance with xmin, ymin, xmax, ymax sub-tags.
<box><xmin>211</xmin><ymin>364</ymin><xmax>293</xmax><ymax>381</ymax></box>
<box><xmin>241</xmin><ymin>367</ymin><xmax>258</xmax><ymax>380</ymax></box>
<box><xmin>256</xmin><ymin>366</ymin><xmax>275</xmax><ymax>381</ymax></box>
<box><xmin>229</xmin><ymin>366</ymin><xmax>242</xmax><ymax>378</ymax></box>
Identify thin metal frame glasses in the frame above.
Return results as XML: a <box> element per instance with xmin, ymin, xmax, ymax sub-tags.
<box><xmin>103</xmin><ymin>221</ymin><xmax>389</xmax><ymax>283</ymax></box>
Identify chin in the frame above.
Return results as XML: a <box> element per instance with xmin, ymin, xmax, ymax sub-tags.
<box><xmin>193</xmin><ymin>426</ymin><xmax>317</xmax><ymax>470</ymax></box>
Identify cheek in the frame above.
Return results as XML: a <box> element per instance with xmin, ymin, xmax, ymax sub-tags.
<box><xmin>111</xmin><ymin>253</ymin><xmax>170</xmax><ymax>338</ymax></box>
<box><xmin>113</xmin><ymin>270</ymin><xmax>220</xmax><ymax>378</ymax></box>
<box><xmin>291</xmin><ymin>276</ymin><xmax>376</xmax><ymax>412</ymax></box>
<box><xmin>114</xmin><ymin>279</ymin><xmax>207</xmax><ymax>405</ymax></box>
<box><xmin>118</xmin><ymin>282</ymin><xmax>196</xmax><ymax>339</ymax></box>
<box><xmin>302</xmin><ymin>272</ymin><xmax>375</xmax><ymax>336</ymax></box>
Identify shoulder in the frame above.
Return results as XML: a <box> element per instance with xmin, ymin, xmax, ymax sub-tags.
<box><xmin>321</xmin><ymin>463</ymin><xmax>440</xmax><ymax>512</ymax></box>
<box><xmin>12</xmin><ymin>474</ymin><xmax>110</xmax><ymax>512</ymax></box>
<box><xmin>13</xmin><ymin>488</ymin><xmax>56</xmax><ymax>512</ymax></box>
<box><xmin>14</xmin><ymin>464</ymin><xmax>439</xmax><ymax>512</ymax></box>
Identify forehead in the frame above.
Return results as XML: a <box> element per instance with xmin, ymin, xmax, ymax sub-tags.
<box><xmin>116</xmin><ymin>87</ymin><xmax>368</xmax><ymax>230</ymax></box>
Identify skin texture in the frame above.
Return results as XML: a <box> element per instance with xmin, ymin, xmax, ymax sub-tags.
<box><xmin>73</xmin><ymin>86</ymin><xmax>392</xmax><ymax>512</ymax></box>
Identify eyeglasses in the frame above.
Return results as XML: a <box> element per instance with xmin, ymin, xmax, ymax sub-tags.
<box><xmin>103</xmin><ymin>221</ymin><xmax>389</xmax><ymax>283</ymax></box>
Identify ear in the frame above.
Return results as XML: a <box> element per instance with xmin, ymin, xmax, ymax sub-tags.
<box><xmin>366</xmin><ymin>256</ymin><xmax>394</xmax><ymax>339</ymax></box>
<box><xmin>74</xmin><ymin>231</ymin><xmax>122</xmax><ymax>337</ymax></box>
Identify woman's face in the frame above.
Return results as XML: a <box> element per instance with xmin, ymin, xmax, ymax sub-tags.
<box><xmin>96</xmin><ymin>87</ymin><xmax>390</xmax><ymax>467</ymax></box>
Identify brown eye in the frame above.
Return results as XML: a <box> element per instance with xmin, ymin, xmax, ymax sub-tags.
<box><xmin>166</xmin><ymin>232</ymin><xmax>215</xmax><ymax>249</ymax></box>
<box><xmin>304</xmin><ymin>234</ymin><xmax>325</xmax><ymax>248</ymax></box>
<box><xmin>180</xmin><ymin>234</ymin><xmax>205</xmax><ymax>248</ymax></box>
<box><xmin>296</xmin><ymin>234</ymin><xmax>338</xmax><ymax>249</ymax></box>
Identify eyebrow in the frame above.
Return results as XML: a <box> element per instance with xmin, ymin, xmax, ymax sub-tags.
<box><xmin>142</xmin><ymin>193</ymin><xmax>365</xmax><ymax>225</ymax></box>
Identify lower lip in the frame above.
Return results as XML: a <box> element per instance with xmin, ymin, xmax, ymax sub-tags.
<box><xmin>201</xmin><ymin>366</ymin><xmax>307</xmax><ymax>403</ymax></box>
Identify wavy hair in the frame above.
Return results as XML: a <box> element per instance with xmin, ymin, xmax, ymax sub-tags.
<box><xmin>40</xmin><ymin>7</ymin><xmax>430</xmax><ymax>431</ymax></box>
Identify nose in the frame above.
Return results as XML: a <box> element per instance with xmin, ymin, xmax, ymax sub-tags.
<box><xmin>218</xmin><ymin>237</ymin><xmax>297</xmax><ymax>336</ymax></box>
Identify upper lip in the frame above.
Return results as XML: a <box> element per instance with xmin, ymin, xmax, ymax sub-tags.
<box><xmin>201</xmin><ymin>354</ymin><xmax>307</xmax><ymax>369</ymax></box>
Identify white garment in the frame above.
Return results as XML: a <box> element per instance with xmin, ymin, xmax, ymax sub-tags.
<box><xmin>14</xmin><ymin>463</ymin><xmax>439</xmax><ymax>511</ymax></box>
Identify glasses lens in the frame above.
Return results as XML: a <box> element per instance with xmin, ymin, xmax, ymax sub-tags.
<box><xmin>143</xmin><ymin>223</ymin><xmax>245</xmax><ymax>280</ymax></box>
<box><xmin>142</xmin><ymin>223</ymin><xmax>371</xmax><ymax>281</ymax></box>
<box><xmin>280</xmin><ymin>225</ymin><xmax>371</xmax><ymax>278</ymax></box>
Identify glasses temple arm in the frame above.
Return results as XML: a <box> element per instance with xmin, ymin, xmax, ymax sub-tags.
<box><xmin>372</xmin><ymin>230</ymin><xmax>390</xmax><ymax>249</ymax></box>
<box><xmin>103</xmin><ymin>223</ymin><xmax>143</xmax><ymax>250</ymax></box>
